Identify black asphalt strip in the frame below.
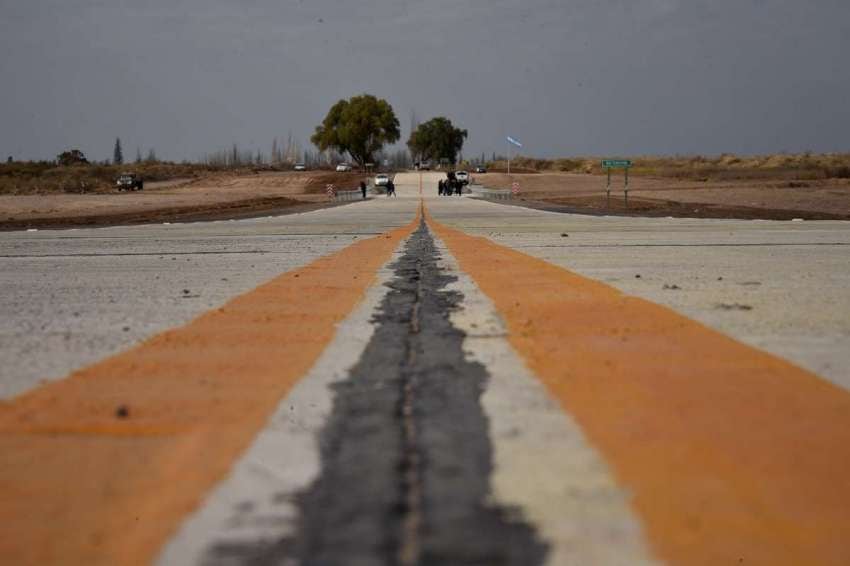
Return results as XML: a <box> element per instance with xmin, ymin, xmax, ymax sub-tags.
<box><xmin>205</xmin><ymin>218</ymin><xmax>547</xmax><ymax>565</ymax></box>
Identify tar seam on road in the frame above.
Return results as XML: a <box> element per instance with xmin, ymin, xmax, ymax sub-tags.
<box><xmin>204</xmin><ymin>217</ymin><xmax>548</xmax><ymax>566</ymax></box>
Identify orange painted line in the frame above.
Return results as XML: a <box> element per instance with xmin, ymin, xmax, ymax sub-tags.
<box><xmin>428</xmin><ymin>212</ymin><xmax>850</xmax><ymax>565</ymax></box>
<box><xmin>0</xmin><ymin>215</ymin><xmax>417</xmax><ymax>566</ymax></box>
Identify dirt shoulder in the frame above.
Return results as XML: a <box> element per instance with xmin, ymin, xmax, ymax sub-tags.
<box><xmin>0</xmin><ymin>171</ymin><xmax>370</xmax><ymax>230</ymax></box>
<box><xmin>476</xmin><ymin>172</ymin><xmax>850</xmax><ymax>220</ymax></box>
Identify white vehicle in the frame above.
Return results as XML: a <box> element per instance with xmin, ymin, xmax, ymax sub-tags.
<box><xmin>375</xmin><ymin>173</ymin><xmax>389</xmax><ymax>186</ymax></box>
<box><xmin>456</xmin><ymin>171</ymin><xmax>470</xmax><ymax>185</ymax></box>
<box><xmin>293</xmin><ymin>163</ymin><xmax>307</xmax><ymax>171</ymax></box>
<box><xmin>335</xmin><ymin>163</ymin><xmax>352</xmax><ymax>172</ymax></box>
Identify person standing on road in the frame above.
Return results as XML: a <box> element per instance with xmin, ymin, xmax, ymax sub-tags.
<box><xmin>386</xmin><ymin>179</ymin><xmax>396</xmax><ymax>197</ymax></box>
<box><xmin>438</xmin><ymin>179</ymin><xmax>444</xmax><ymax>196</ymax></box>
<box><xmin>445</xmin><ymin>172</ymin><xmax>456</xmax><ymax>197</ymax></box>
<box><xmin>360</xmin><ymin>181</ymin><xmax>367</xmax><ymax>199</ymax></box>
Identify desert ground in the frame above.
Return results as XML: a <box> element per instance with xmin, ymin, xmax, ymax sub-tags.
<box><xmin>476</xmin><ymin>171</ymin><xmax>850</xmax><ymax>220</ymax></box>
<box><xmin>0</xmin><ymin>171</ymin><xmax>368</xmax><ymax>230</ymax></box>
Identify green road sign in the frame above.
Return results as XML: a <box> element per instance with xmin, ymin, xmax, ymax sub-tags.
<box><xmin>602</xmin><ymin>159</ymin><xmax>632</xmax><ymax>168</ymax></box>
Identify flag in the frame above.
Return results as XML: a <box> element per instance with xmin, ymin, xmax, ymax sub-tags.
<box><xmin>506</xmin><ymin>136</ymin><xmax>523</xmax><ymax>148</ymax></box>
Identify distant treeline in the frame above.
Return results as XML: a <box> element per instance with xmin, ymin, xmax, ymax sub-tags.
<box><xmin>202</xmin><ymin>138</ymin><xmax>413</xmax><ymax>170</ymax></box>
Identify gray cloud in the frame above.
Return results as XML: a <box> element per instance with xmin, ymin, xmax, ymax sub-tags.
<box><xmin>1</xmin><ymin>0</ymin><xmax>848</xmax><ymax>161</ymax></box>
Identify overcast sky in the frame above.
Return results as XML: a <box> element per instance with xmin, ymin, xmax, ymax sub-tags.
<box><xmin>1</xmin><ymin>0</ymin><xmax>849</xmax><ymax>162</ymax></box>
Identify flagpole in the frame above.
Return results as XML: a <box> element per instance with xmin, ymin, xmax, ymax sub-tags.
<box><xmin>508</xmin><ymin>139</ymin><xmax>511</xmax><ymax>176</ymax></box>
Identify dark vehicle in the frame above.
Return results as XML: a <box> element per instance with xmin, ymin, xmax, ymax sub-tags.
<box><xmin>116</xmin><ymin>173</ymin><xmax>144</xmax><ymax>191</ymax></box>
<box><xmin>475</xmin><ymin>166</ymin><xmax>487</xmax><ymax>173</ymax></box>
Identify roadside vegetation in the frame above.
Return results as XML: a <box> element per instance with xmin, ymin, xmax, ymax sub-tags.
<box><xmin>1</xmin><ymin>139</ymin><xmax>411</xmax><ymax>196</ymax></box>
<box><xmin>407</xmin><ymin>117</ymin><xmax>467</xmax><ymax>165</ymax></box>
<box><xmin>0</xmin><ymin>159</ymin><xmax>224</xmax><ymax>195</ymax></box>
<box><xmin>484</xmin><ymin>153</ymin><xmax>850</xmax><ymax>181</ymax></box>
<box><xmin>311</xmin><ymin>94</ymin><xmax>400</xmax><ymax>168</ymax></box>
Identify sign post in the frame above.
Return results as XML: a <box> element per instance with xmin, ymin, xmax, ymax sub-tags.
<box><xmin>601</xmin><ymin>159</ymin><xmax>632</xmax><ymax>208</ymax></box>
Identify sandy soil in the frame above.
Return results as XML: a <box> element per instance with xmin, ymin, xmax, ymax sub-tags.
<box><xmin>476</xmin><ymin>172</ymin><xmax>850</xmax><ymax>220</ymax></box>
<box><xmin>0</xmin><ymin>171</ymin><xmax>370</xmax><ymax>230</ymax></box>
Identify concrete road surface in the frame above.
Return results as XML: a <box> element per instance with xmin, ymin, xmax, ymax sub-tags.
<box><xmin>1</xmin><ymin>172</ymin><xmax>849</xmax><ymax>565</ymax></box>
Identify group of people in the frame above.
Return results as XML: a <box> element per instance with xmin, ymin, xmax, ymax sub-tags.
<box><xmin>438</xmin><ymin>172</ymin><xmax>463</xmax><ymax>196</ymax></box>
<box><xmin>356</xmin><ymin>175</ymin><xmax>471</xmax><ymax>198</ymax></box>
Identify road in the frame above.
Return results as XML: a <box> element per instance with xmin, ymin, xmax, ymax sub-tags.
<box><xmin>1</xmin><ymin>172</ymin><xmax>849</xmax><ymax>565</ymax></box>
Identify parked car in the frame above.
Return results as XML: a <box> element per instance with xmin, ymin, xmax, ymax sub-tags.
<box><xmin>375</xmin><ymin>173</ymin><xmax>389</xmax><ymax>186</ymax></box>
<box><xmin>456</xmin><ymin>171</ymin><xmax>470</xmax><ymax>185</ymax></box>
<box><xmin>116</xmin><ymin>173</ymin><xmax>143</xmax><ymax>191</ymax></box>
<box><xmin>336</xmin><ymin>163</ymin><xmax>352</xmax><ymax>172</ymax></box>
<box><xmin>474</xmin><ymin>166</ymin><xmax>487</xmax><ymax>173</ymax></box>
<box><xmin>416</xmin><ymin>161</ymin><xmax>431</xmax><ymax>171</ymax></box>
<box><xmin>294</xmin><ymin>163</ymin><xmax>307</xmax><ymax>171</ymax></box>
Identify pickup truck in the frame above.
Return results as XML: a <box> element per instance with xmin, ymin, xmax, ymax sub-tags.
<box><xmin>116</xmin><ymin>173</ymin><xmax>143</xmax><ymax>191</ymax></box>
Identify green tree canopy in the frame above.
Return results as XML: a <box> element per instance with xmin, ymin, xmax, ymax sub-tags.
<box><xmin>407</xmin><ymin>117</ymin><xmax>468</xmax><ymax>165</ymax></box>
<box><xmin>311</xmin><ymin>94</ymin><xmax>400</xmax><ymax>167</ymax></box>
<box><xmin>57</xmin><ymin>149</ymin><xmax>89</xmax><ymax>166</ymax></box>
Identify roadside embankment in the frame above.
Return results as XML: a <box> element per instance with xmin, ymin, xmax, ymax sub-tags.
<box><xmin>476</xmin><ymin>172</ymin><xmax>850</xmax><ymax>220</ymax></box>
<box><xmin>0</xmin><ymin>171</ymin><xmax>370</xmax><ymax>230</ymax></box>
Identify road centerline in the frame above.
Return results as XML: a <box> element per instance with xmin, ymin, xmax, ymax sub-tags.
<box><xmin>207</xmin><ymin>216</ymin><xmax>547</xmax><ymax>565</ymax></box>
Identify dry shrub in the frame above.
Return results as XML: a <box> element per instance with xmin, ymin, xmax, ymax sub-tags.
<box><xmin>0</xmin><ymin>161</ymin><xmax>218</xmax><ymax>195</ymax></box>
<box><xmin>484</xmin><ymin>153</ymin><xmax>850</xmax><ymax>181</ymax></box>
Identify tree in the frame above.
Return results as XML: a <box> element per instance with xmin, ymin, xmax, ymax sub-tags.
<box><xmin>57</xmin><ymin>149</ymin><xmax>89</xmax><ymax>166</ymax></box>
<box><xmin>113</xmin><ymin>137</ymin><xmax>123</xmax><ymax>165</ymax></box>
<box><xmin>407</xmin><ymin>117</ymin><xmax>468</xmax><ymax>165</ymax></box>
<box><xmin>146</xmin><ymin>148</ymin><xmax>157</xmax><ymax>163</ymax></box>
<box><xmin>135</xmin><ymin>147</ymin><xmax>143</xmax><ymax>164</ymax></box>
<box><xmin>311</xmin><ymin>94</ymin><xmax>400</xmax><ymax>168</ymax></box>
